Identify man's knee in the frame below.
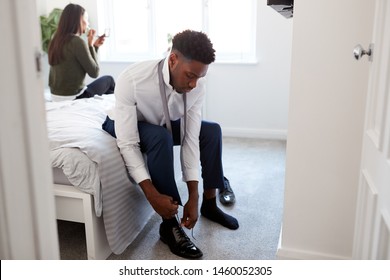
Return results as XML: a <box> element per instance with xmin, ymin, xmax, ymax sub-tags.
<box><xmin>200</xmin><ymin>121</ymin><xmax>222</xmax><ymax>139</ymax></box>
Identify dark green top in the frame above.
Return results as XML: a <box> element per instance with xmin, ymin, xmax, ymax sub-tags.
<box><xmin>49</xmin><ymin>35</ymin><xmax>99</xmax><ymax>96</ymax></box>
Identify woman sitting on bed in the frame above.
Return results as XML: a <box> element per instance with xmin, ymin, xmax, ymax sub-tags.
<box><xmin>48</xmin><ymin>3</ymin><xmax>115</xmax><ymax>102</ymax></box>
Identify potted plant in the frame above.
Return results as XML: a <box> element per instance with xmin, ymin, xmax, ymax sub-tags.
<box><xmin>39</xmin><ymin>8</ymin><xmax>62</xmax><ymax>53</ymax></box>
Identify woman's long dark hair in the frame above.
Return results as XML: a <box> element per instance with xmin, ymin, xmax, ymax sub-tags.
<box><xmin>48</xmin><ymin>4</ymin><xmax>85</xmax><ymax>65</ymax></box>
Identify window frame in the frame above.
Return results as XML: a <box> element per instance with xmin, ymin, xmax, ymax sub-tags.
<box><xmin>97</xmin><ymin>0</ymin><xmax>257</xmax><ymax>64</ymax></box>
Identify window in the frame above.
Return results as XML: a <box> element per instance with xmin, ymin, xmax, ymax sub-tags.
<box><xmin>97</xmin><ymin>0</ymin><xmax>257</xmax><ymax>63</ymax></box>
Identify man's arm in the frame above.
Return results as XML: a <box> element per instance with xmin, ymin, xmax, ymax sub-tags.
<box><xmin>139</xmin><ymin>179</ymin><xmax>179</xmax><ymax>219</ymax></box>
<box><xmin>180</xmin><ymin>84</ymin><xmax>205</xmax><ymax>182</ymax></box>
<box><xmin>114</xmin><ymin>72</ymin><xmax>150</xmax><ymax>183</ymax></box>
<box><xmin>181</xmin><ymin>180</ymin><xmax>199</xmax><ymax>229</ymax></box>
<box><xmin>179</xmin><ymin>83</ymin><xmax>205</xmax><ymax>228</ymax></box>
<box><xmin>114</xmin><ymin>71</ymin><xmax>178</xmax><ymax>219</ymax></box>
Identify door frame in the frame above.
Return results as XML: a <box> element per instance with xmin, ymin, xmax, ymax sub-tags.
<box><xmin>0</xmin><ymin>0</ymin><xmax>59</xmax><ymax>259</ymax></box>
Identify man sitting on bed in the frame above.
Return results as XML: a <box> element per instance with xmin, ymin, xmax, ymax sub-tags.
<box><xmin>102</xmin><ymin>30</ymin><xmax>238</xmax><ymax>259</ymax></box>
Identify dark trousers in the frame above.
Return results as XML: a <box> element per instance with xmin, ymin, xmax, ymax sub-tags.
<box><xmin>76</xmin><ymin>75</ymin><xmax>115</xmax><ymax>99</ymax></box>
<box><xmin>102</xmin><ymin>117</ymin><xmax>225</xmax><ymax>204</ymax></box>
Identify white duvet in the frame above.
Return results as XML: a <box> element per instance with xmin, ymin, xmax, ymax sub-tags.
<box><xmin>46</xmin><ymin>95</ymin><xmax>115</xmax><ymax>216</ymax></box>
<box><xmin>46</xmin><ymin>95</ymin><xmax>153</xmax><ymax>254</ymax></box>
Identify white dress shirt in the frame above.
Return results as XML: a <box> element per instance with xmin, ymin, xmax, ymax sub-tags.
<box><xmin>107</xmin><ymin>57</ymin><xmax>205</xmax><ymax>184</ymax></box>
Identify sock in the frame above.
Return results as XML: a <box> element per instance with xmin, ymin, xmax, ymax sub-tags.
<box><xmin>201</xmin><ymin>196</ymin><xmax>239</xmax><ymax>230</ymax></box>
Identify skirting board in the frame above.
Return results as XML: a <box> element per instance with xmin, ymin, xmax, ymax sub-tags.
<box><xmin>221</xmin><ymin>127</ymin><xmax>287</xmax><ymax>140</ymax></box>
<box><xmin>276</xmin><ymin>247</ymin><xmax>350</xmax><ymax>260</ymax></box>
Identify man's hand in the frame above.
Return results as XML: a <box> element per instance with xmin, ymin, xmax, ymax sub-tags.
<box><xmin>148</xmin><ymin>193</ymin><xmax>179</xmax><ymax>219</ymax></box>
<box><xmin>139</xmin><ymin>179</ymin><xmax>178</xmax><ymax>219</ymax></box>
<box><xmin>181</xmin><ymin>196</ymin><xmax>198</xmax><ymax>229</ymax></box>
<box><xmin>181</xmin><ymin>181</ymin><xmax>199</xmax><ymax>229</ymax></box>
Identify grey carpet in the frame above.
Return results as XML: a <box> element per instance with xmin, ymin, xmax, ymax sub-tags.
<box><xmin>58</xmin><ymin>137</ymin><xmax>286</xmax><ymax>260</ymax></box>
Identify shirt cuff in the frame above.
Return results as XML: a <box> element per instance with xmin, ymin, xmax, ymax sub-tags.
<box><xmin>182</xmin><ymin>168</ymin><xmax>199</xmax><ymax>182</ymax></box>
<box><xmin>131</xmin><ymin>168</ymin><xmax>151</xmax><ymax>184</ymax></box>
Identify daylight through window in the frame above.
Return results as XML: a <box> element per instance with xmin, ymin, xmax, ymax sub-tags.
<box><xmin>97</xmin><ymin>0</ymin><xmax>257</xmax><ymax>63</ymax></box>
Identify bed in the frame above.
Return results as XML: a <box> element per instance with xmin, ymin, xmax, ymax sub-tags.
<box><xmin>45</xmin><ymin>94</ymin><xmax>154</xmax><ymax>260</ymax></box>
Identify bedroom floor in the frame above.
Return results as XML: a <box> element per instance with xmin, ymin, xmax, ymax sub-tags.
<box><xmin>57</xmin><ymin>137</ymin><xmax>286</xmax><ymax>260</ymax></box>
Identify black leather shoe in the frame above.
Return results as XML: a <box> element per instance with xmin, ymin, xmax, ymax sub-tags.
<box><xmin>159</xmin><ymin>221</ymin><xmax>203</xmax><ymax>259</ymax></box>
<box><xmin>219</xmin><ymin>177</ymin><xmax>236</xmax><ymax>205</ymax></box>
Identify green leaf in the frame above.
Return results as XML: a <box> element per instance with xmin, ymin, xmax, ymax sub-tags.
<box><xmin>39</xmin><ymin>8</ymin><xmax>62</xmax><ymax>53</ymax></box>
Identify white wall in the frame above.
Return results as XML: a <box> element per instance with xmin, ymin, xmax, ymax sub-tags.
<box><xmin>38</xmin><ymin>0</ymin><xmax>293</xmax><ymax>139</ymax></box>
<box><xmin>204</xmin><ymin>2</ymin><xmax>293</xmax><ymax>139</ymax></box>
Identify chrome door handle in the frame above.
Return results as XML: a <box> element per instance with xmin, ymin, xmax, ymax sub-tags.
<box><xmin>353</xmin><ymin>43</ymin><xmax>373</xmax><ymax>61</ymax></box>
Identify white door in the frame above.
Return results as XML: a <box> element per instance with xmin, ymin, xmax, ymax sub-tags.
<box><xmin>0</xmin><ymin>0</ymin><xmax>59</xmax><ymax>259</ymax></box>
<box><xmin>353</xmin><ymin>0</ymin><xmax>390</xmax><ymax>259</ymax></box>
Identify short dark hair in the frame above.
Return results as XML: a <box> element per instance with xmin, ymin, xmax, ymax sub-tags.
<box><xmin>172</xmin><ymin>30</ymin><xmax>215</xmax><ymax>65</ymax></box>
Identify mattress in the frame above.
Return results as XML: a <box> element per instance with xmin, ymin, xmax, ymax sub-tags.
<box><xmin>52</xmin><ymin>167</ymin><xmax>71</xmax><ymax>185</ymax></box>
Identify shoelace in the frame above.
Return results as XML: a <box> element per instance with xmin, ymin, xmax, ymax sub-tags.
<box><xmin>172</xmin><ymin>226</ymin><xmax>191</xmax><ymax>244</ymax></box>
<box><xmin>175</xmin><ymin>212</ymin><xmax>197</xmax><ymax>240</ymax></box>
<box><xmin>171</xmin><ymin>224</ymin><xmax>200</xmax><ymax>252</ymax></box>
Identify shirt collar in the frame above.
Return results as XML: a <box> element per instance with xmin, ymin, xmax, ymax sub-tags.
<box><xmin>162</xmin><ymin>56</ymin><xmax>174</xmax><ymax>92</ymax></box>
